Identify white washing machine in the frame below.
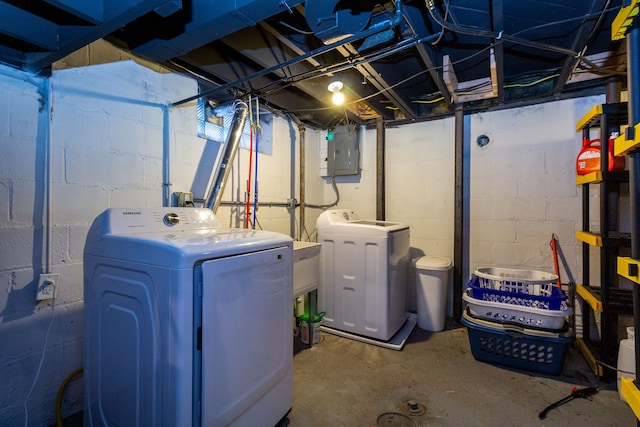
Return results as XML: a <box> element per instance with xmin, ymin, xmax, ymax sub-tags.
<box><xmin>317</xmin><ymin>209</ymin><xmax>410</xmax><ymax>341</ymax></box>
<box><xmin>83</xmin><ymin>208</ymin><xmax>293</xmax><ymax>427</ymax></box>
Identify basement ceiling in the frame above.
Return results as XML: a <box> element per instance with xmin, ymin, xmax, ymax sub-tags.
<box><xmin>0</xmin><ymin>0</ymin><xmax>627</xmax><ymax>128</ymax></box>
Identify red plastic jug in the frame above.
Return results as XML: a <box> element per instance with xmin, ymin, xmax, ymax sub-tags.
<box><xmin>576</xmin><ymin>133</ymin><xmax>625</xmax><ymax>175</ymax></box>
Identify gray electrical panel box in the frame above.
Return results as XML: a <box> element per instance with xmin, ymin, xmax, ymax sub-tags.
<box><xmin>327</xmin><ymin>125</ymin><xmax>359</xmax><ymax>176</ymax></box>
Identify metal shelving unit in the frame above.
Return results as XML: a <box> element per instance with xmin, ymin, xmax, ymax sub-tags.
<box><xmin>609</xmin><ymin>0</ymin><xmax>640</xmax><ymax>420</ymax></box>
<box><xmin>575</xmin><ymin>102</ymin><xmax>632</xmax><ymax>380</ymax></box>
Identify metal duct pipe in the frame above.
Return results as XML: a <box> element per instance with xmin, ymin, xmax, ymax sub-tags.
<box><xmin>205</xmin><ymin>101</ymin><xmax>249</xmax><ymax>212</ymax></box>
<box><xmin>305</xmin><ymin>0</ymin><xmax>372</xmax><ymax>44</ymax></box>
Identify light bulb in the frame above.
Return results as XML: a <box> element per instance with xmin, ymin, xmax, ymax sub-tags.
<box><xmin>332</xmin><ymin>91</ymin><xmax>345</xmax><ymax>105</ymax></box>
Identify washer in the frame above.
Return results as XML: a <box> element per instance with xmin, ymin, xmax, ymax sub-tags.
<box><xmin>317</xmin><ymin>209</ymin><xmax>410</xmax><ymax>341</ymax></box>
<box><xmin>83</xmin><ymin>208</ymin><xmax>293</xmax><ymax>427</ymax></box>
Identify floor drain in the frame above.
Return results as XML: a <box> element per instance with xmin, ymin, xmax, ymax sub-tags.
<box><xmin>402</xmin><ymin>399</ymin><xmax>426</xmax><ymax>416</ymax></box>
<box><xmin>376</xmin><ymin>412</ymin><xmax>416</xmax><ymax>427</ymax></box>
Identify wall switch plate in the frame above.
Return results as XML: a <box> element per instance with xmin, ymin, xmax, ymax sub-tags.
<box><xmin>37</xmin><ymin>273</ymin><xmax>60</xmax><ymax>301</ymax></box>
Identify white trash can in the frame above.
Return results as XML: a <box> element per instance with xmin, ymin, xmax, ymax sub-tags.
<box><xmin>414</xmin><ymin>256</ymin><xmax>452</xmax><ymax>332</ymax></box>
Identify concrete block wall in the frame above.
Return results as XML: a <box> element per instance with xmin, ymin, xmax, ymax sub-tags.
<box><xmin>0</xmin><ymin>61</ymin><xmax>172</xmax><ymax>425</ymax></box>
<box><xmin>385</xmin><ymin>117</ymin><xmax>456</xmax><ymax>258</ymax></box>
<box><xmin>344</xmin><ymin>96</ymin><xmax>605</xmax><ymax>289</ymax></box>
<box><xmin>0</xmin><ymin>58</ymin><xmax>324</xmax><ymax>425</ymax></box>
<box><xmin>0</xmin><ymin>51</ymin><xmax>615</xmax><ymax>425</ymax></box>
<box><xmin>321</xmin><ymin>96</ymin><xmax>607</xmax><ymax>316</ymax></box>
<box><xmin>467</xmin><ymin>96</ymin><xmax>604</xmax><ymax>283</ymax></box>
<box><xmin>0</xmin><ymin>67</ymin><xmax>70</xmax><ymax>426</ymax></box>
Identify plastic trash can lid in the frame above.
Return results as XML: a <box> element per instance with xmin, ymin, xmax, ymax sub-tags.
<box><xmin>413</xmin><ymin>256</ymin><xmax>452</xmax><ymax>271</ymax></box>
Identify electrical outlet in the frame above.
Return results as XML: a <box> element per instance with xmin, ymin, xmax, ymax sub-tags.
<box><xmin>37</xmin><ymin>273</ymin><xmax>60</xmax><ymax>301</ymax></box>
<box><xmin>172</xmin><ymin>191</ymin><xmax>195</xmax><ymax>207</ymax></box>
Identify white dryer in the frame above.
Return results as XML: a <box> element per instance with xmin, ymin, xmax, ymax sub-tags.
<box><xmin>317</xmin><ymin>209</ymin><xmax>410</xmax><ymax>341</ymax></box>
<box><xmin>83</xmin><ymin>208</ymin><xmax>293</xmax><ymax>427</ymax></box>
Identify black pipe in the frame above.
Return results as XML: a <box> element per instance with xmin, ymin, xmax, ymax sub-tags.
<box><xmin>453</xmin><ymin>103</ymin><xmax>464</xmax><ymax>322</ymax></box>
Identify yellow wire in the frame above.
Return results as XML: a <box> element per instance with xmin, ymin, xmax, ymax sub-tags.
<box><xmin>504</xmin><ymin>73</ymin><xmax>559</xmax><ymax>88</ymax></box>
<box><xmin>413</xmin><ymin>97</ymin><xmax>445</xmax><ymax>104</ymax></box>
<box><xmin>56</xmin><ymin>368</ymin><xmax>83</xmax><ymax>427</ymax></box>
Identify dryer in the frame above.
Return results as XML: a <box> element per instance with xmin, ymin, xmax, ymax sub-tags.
<box><xmin>317</xmin><ymin>209</ymin><xmax>410</xmax><ymax>341</ymax></box>
<box><xmin>83</xmin><ymin>207</ymin><xmax>293</xmax><ymax>427</ymax></box>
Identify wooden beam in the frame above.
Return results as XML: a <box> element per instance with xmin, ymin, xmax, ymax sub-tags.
<box><xmin>258</xmin><ymin>21</ymin><xmax>321</xmax><ymax>68</ymax></box>
<box><xmin>489</xmin><ymin>48</ymin><xmax>498</xmax><ymax>98</ymax></box>
<box><xmin>566</xmin><ymin>50</ymin><xmax>626</xmax><ymax>85</ymax></box>
<box><xmin>336</xmin><ymin>43</ymin><xmax>416</xmax><ymax>119</ymax></box>
<box><xmin>25</xmin><ymin>0</ymin><xmax>184</xmax><ymax>71</ymax></box>
<box><xmin>0</xmin><ymin>3</ymin><xmax>59</xmax><ymax>51</ymax></box>
<box><xmin>43</xmin><ymin>0</ymin><xmax>103</xmax><ymax>24</ymax></box>
<box><xmin>555</xmin><ymin>0</ymin><xmax>607</xmax><ymax>93</ymax></box>
<box><xmin>444</xmin><ymin>53</ymin><xmax>499</xmax><ymax>103</ymax></box>
<box><xmin>402</xmin><ymin>7</ymin><xmax>452</xmax><ymax>106</ymax></box>
<box><xmin>490</xmin><ymin>0</ymin><xmax>504</xmax><ymax>103</ymax></box>
<box><xmin>442</xmin><ymin>54</ymin><xmax>459</xmax><ymax>95</ymax></box>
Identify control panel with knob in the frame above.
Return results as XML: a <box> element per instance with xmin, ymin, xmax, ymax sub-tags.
<box><xmin>163</xmin><ymin>212</ymin><xmax>180</xmax><ymax>226</ymax></box>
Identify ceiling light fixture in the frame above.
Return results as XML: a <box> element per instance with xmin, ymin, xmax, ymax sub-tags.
<box><xmin>328</xmin><ymin>81</ymin><xmax>345</xmax><ymax>105</ymax></box>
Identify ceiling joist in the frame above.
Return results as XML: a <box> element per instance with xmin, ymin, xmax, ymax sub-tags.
<box><xmin>443</xmin><ymin>50</ymin><xmax>498</xmax><ymax>104</ymax></box>
<box><xmin>0</xmin><ymin>0</ymin><xmax>625</xmax><ymax>127</ymax></box>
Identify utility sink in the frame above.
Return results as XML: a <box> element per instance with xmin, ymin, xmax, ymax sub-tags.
<box><xmin>293</xmin><ymin>241</ymin><xmax>321</xmax><ymax>298</ymax></box>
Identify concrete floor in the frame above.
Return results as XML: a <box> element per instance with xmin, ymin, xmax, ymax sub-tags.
<box><xmin>287</xmin><ymin>321</ymin><xmax>636</xmax><ymax>427</ymax></box>
<box><xmin>60</xmin><ymin>319</ymin><xmax>635</xmax><ymax>427</ymax></box>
